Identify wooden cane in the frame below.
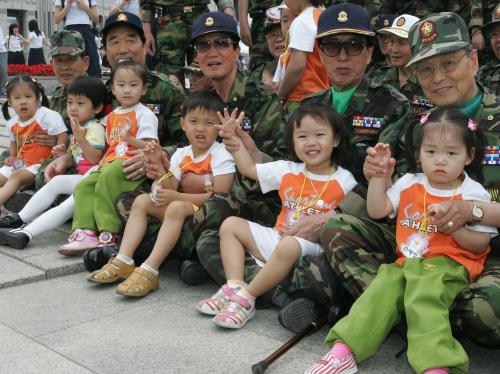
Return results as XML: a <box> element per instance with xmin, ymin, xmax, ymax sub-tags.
<box><xmin>251</xmin><ymin>313</ymin><xmax>328</xmax><ymax>374</ymax></box>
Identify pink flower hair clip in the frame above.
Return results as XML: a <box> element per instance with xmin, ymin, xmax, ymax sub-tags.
<box><xmin>468</xmin><ymin>118</ymin><xmax>478</xmax><ymax>131</ymax></box>
<box><xmin>420</xmin><ymin>113</ymin><xmax>431</xmax><ymax>125</ymax></box>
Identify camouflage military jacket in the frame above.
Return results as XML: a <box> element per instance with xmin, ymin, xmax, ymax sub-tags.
<box><xmin>49</xmin><ymin>86</ymin><xmax>70</xmax><ymax>132</ymax></box>
<box><xmin>225</xmin><ymin>71</ymin><xmax>285</xmax><ymax>159</ymax></box>
<box><xmin>249</xmin><ymin>1</ymin><xmax>281</xmax><ymax>14</ymax></box>
<box><xmin>397</xmin><ymin>85</ymin><xmax>500</xmax><ymax>202</ymax></box>
<box><xmin>303</xmin><ymin>77</ymin><xmax>411</xmax><ymax>171</ymax></box>
<box><xmin>326</xmin><ymin>0</ymin><xmax>380</xmax><ymax>18</ymax></box>
<box><xmin>380</xmin><ymin>0</ymin><xmax>483</xmax><ymax>28</ymax></box>
<box><xmin>106</xmin><ymin>70</ymin><xmax>184</xmax><ymax>147</ymax></box>
<box><xmin>477</xmin><ymin>61</ymin><xmax>500</xmax><ymax>96</ymax></box>
<box><xmin>369</xmin><ymin>65</ymin><xmax>433</xmax><ymax>116</ymax></box>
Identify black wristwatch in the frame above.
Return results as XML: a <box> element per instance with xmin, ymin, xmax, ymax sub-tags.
<box><xmin>471</xmin><ymin>201</ymin><xmax>484</xmax><ymax>224</ymax></box>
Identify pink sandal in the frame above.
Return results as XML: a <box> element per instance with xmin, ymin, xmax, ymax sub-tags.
<box><xmin>59</xmin><ymin>229</ymin><xmax>100</xmax><ymax>256</ymax></box>
<box><xmin>213</xmin><ymin>292</ymin><xmax>256</xmax><ymax>329</ymax></box>
<box><xmin>197</xmin><ymin>284</ymin><xmax>239</xmax><ymax>316</ymax></box>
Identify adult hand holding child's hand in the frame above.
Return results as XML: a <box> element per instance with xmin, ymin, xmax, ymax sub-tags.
<box><xmin>52</xmin><ymin>144</ymin><xmax>67</xmax><ymax>158</ymax></box>
<box><xmin>428</xmin><ymin>200</ymin><xmax>471</xmax><ymax>235</ymax></box>
<box><xmin>281</xmin><ymin>211</ymin><xmax>337</xmax><ymax>242</ymax></box>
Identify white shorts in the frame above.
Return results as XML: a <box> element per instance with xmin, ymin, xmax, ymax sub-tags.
<box><xmin>0</xmin><ymin>164</ymin><xmax>41</xmax><ymax>178</ymax></box>
<box><xmin>248</xmin><ymin>221</ymin><xmax>324</xmax><ymax>267</ymax></box>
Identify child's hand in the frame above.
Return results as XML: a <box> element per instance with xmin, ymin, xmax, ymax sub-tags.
<box><xmin>152</xmin><ymin>187</ymin><xmax>178</xmax><ymax>206</ymax></box>
<box><xmin>69</xmin><ymin>116</ymin><xmax>87</xmax><ymax>141</ymax></box>
<box><xmin>216</xmin><ymin>108</ymin><xmax>245</xmax><ymax>140</ymax></box>
<box><xmin>4</xmin><ymin>156</ymin><xmax>12</xmax><ymax>167</ymax></box>
<box><xmin>52</xmin><ymin>144</ymin><xmax>67</xmax><ymax>158</ymax></box>
<box><xmin>144</xmin><ymin>140</ymin><xmax>163</xmax><ymax>163</ymax></box>
<box><xmin>367</xmin><ymin>143</ymin><xmax>392</xmax><ymax>176</ymax></box>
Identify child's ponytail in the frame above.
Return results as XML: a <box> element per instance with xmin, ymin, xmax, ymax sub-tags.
<box><xmin>1</xmin><ymin>101</ymin><xmax>10</xmax><ymax>121</ymax></box>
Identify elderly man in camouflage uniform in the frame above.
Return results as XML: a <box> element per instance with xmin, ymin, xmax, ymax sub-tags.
<box><xmin>140</xmin><ymin>0</ymin><xmax>234</xmax><ymax>75</ymax></box>
<box><xmin>369</xmin><ymin>14</ymin><xmax>433</xmax><ymax>116</ymax></box>
<box><xmin>319</xmin><ymin>12</ymin><xmax>500</xmax><ymax>347</ymax></box>
<box><xmin>477</xmin><ymin>3</ymin><xmax>500</xmax><ymax>95</ymax></box>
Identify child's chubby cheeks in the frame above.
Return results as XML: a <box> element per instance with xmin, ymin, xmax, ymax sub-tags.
<box><xmin>180</xmin><ymin>107</ymin><xmax>220</xmax><ymax>155</ymax></box>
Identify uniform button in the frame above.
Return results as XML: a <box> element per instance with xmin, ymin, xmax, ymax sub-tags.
<box><xmin>488</xmin><ymin>115</ymin><xmax>494</xmax><ymax>120</ymax></box>
<box><xmin>232</xmin><ymin>97</ymin><xmax>238</xmax><ymax>102</ymax></box>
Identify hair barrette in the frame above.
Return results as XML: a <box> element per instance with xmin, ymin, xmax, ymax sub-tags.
<box><xmin>467</xmin><ymin>118</ymin><xmax>478</xmax><ymax>131</ymax></box>
<box><xmin>419</xmin><ymin>112</ymin><xmax>431</xmax><ymax>125</ymax></box>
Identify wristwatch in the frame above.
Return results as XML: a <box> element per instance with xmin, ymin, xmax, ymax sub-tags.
<box><xmin>471</xmin><ymin>201</ymin><xmax>484</xmax><ymax>224</ymax></box>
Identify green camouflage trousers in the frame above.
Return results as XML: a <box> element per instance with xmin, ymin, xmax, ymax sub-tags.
<box><xmin>320</xmin><ymin>213</ymin><xmax>500</xmax><ymax>348</ymax></box>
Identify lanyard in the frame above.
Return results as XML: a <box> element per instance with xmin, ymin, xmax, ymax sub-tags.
<box><xmin>15</xmin><ymin>120</ymin><xmax>36</xmax><ymax>157</ymax></box>
<box><xmin>295</xmin><ymin>165</ymin><xmax>335</xmax><ymax>213</ymax></box>
<box><xmin>420</xmin><ymin>179</ymin><xmax>461</xmax><ymax>234</ymax></box>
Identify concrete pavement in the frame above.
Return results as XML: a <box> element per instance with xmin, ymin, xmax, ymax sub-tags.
<box><xmin>0</xmin><ymin>226</ymin><xmax>498</xmax><ymax>373</ymax></box>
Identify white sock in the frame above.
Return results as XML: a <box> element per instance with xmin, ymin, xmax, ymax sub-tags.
<box><xmin>227</xmin><ymin>280</ymin><xmax>246</xmax><ymax>289</ymax></box>
<box><xmin>140</xmin><ymin>262</ymin><xmax>159</xmax><ymax>275</ymax></box>
<box><xmin>116</xmin><ymin>254</ymin><xmax>134</xmax><ymax>265</ymax></box>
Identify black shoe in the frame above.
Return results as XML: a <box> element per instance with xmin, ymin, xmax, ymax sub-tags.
<box><xmin>179</xmin><ymin>259</ymin><xmax>209</xmax><ymax>286</ymax></box>
<box><xmin>4</xmin><ymin>191</ymin><xmax>35</xmax><ymax>213</ymax></box>
<box><xmin>0</xmin><ymin>213</ymin><xmax>24</xmax><ymax>229</ymax></box>
<box><xmin>0</xmin><ymin>228</ymin><xmax>31</xmax><ymax>249</ymax></box>
<box><xmin>83</xmin><ymin>245</ymin><xmax>119</xmax><ymax>272</ymax></box>
<box><xmin>278</xmin><ymin>298</ymin><xmax>320</xmax><ymax>333</ymax></box>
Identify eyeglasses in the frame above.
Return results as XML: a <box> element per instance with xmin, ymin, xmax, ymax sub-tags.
<box><xmin>415</xmin><ymin>53</ymin><xmax>468</xmax><ymax>80</ymax></box>
<box><xmin>193</xmin><ymin>38</ymin><xmax>236</xmax><ymax>53</ymax></box>
<box><xmin>319</xmin><ymin>40</ymin><xmax>367</xmax><ymax>57</ymax></box>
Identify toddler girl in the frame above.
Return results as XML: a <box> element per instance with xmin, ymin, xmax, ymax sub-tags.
<box><xmin>0</xmin><ymin>76</ymin><xmax>67</xmax><ymax>209</ymax></box>
<box><xmin>306</xmin><ymin>108</ymin><xmax>497</xmax><ymax>374</ymax></box>
<box><xmin>197</xmin><ymin>101</ymin><xmax>357</xmax><ymax>329</ymax></box>
<box><xmin>0</xmin><ymin>77</ymin><xmax>106</xmax><ymax>250</ymax></box>
<box><xmin>59</xmin><ymin>60</ymin><xmax>158</xmax><ymax>254</ymax></box>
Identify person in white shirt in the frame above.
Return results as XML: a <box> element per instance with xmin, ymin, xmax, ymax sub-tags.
<box><xmin>54</xmin><ymin>0</ymin><xmax>101</xmax><ymax>78</ymax></box>
<box><xmin>5</xmin><ymin>24</ymin><xmax>27</xmax><ymax>65</ymax></box>
<box><xmin>0</xmin><ymin>26</ymin><xmax>7</xmax><ymax>96</ymax></box>
<box><xmin>26</xmin><ymin>20</ymin><xmax>50</xmax><ymax>65</ymax></box>
<box><xmin>109</xmin><ymin>0</ymin><xmax>140</xmax><ymax>17</ymax></box>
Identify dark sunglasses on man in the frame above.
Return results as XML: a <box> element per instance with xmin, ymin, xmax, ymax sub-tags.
<box><xmin>193</xmin><ymin>38</ymin><xmax>237</xmax><ymax>53</ymax></box>
<box><xmin>319</xmin><ymin>40</ymin><xmax>367</xmax><ymax>57</ymax></box>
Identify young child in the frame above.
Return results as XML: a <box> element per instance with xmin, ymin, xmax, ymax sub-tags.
<box><xmin>306</xmin><ymin>109</ymin><xmax>497</xmax><ymax>374</ymax></box>
<box><xmin>59</xmin><ymin>60</ymin><xmax>158</xmax><ymax>254</ymax></box>
<box><xmin>277</xmin><ymin>0</ymin><xmax>328</xmax><ymax>112</ymax></box>
<box><xmin>197</xmin><ymin>101</ymin><xmax>357</xmax><ymax>329</ymax></box>
<box><xmin>0</xmin><ymin>76</ymin><xmax>67</xmax><ymax>209</ymax></box>
<box><xmin>86</xmin><ymin>91</ymin><xmax>235</xmax><ymax>297</ymax></box>
<box><xmin>0</xmin><ymin>77</ymin><xmax>106</xmax><ymax>250</ymax></box>
<box><xmin>273</xmin><ymin>3</ymin><xmax>297</xmax><ymax>86</ymax></box>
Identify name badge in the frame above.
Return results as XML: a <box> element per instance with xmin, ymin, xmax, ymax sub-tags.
<box><xmin>400</xmin><ymin>233</ymin><xmax>429</xmax><ymax>258</ymax></box>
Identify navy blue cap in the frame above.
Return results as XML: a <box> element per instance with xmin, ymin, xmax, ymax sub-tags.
<box><xmin>316</xmin><ymin>4</ymin><xmax>375</xmax><ymax>39</ymax></box>
<box><xmin>102</xmin><ymin>12</ymin><xmax>145</xmax><ymax>43</ymax></box>
<box><xmin>190</xmin><ymin>12</ymin><xmax>240</xmax><ymax>43</ymax></box>
<box><xmin>374</xmin><ymin>14</ymin><xmax>397</xmax><ymax>32</ymax></box>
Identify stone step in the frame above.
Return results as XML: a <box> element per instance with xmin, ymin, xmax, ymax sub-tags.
<box><xmin>0</xmin><ymin>223</ymin><xmax>84</xmax><ymax>290</ymax></box>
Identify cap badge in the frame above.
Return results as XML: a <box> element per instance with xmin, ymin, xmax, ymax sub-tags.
<box><xmin>205</xmin><ymin>17</ymin><xmax>214</xmax><ymax>26</ymax></box>
<box><xmin>338</xmin><ymin>11</ymin><xmax>348</xmax><ymax>23</ymax></box>
<box><xmin>117</xmin><ymin>13</ymin><xmax>128</xmax><ymax>22</ymax></box>
<box><xmin>397</xmin><ymin>17</ymin><xmax>405</xmax><ymax>27</ymax></box>
<box><xmin>419</xmin><ymin>21</ymin><xmax>438</xmax><ymax>43</ymax></box>
<box><xmin>383</xmin><ymin>19</ymin><xmax>389</xmax><ymax>26</ymax></box>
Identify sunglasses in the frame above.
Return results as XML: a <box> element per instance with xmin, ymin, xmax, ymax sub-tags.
<box><xmin>193</xmin><ymin>38</ymin><xmax>237</xmax><ymax>53</ymax></box>
<box><xmin>319</xmin><ymin>40</ymin><xmax>367</xmax><ymax>57</ymax></box>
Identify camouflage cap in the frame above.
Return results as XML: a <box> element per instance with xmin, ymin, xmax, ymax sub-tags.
<box><xmin>406</xmin><ymin>12</ymin><xmax>470</xmax><ymax>68</ymax></box>
<box><xmin>50</xmin><ymin>30</ymin><xmax>85</xmax><ymax>57</ymax></box>
<box><xmin>482</xmin><ymin>3</ymin><xmax>500</xmax><ymax>32</ymax></box>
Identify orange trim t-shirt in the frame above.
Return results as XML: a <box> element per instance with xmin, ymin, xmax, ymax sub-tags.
<box><xmin>386</xmin><ymin>173</ymin><xmax>497</xmax><ymax>281</ymax></box>
<box><xmin>287</xmin><ymin>7</ymin><xmax>329</xmax><ymax>102</ymax></box>
<box><xmin>256</xmin><ymin>161</ymin><xmax>357</xmax><ymax>232</ymax></box>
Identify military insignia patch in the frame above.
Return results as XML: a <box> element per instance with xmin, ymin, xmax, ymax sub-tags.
<box><xmin>397</xmin><ymin>17</ymin><xmax>405</xmax><ymax>27</ymax></box>
<box><xmin>146</xmin><ymin>103</ymin><xmax>161</xmax><ymax>115</ymax></box>
<box><xmin>419</xmin><ymin>21</ymin><xmax>438</xmax><ymax>43</ymax></box>
<box><xmin>352</xmin><ymin>116</ymin><xmax>383</xmax><ymax>133</ymax></box>
<box><xmin>483</xmin><ymin>146</ymin><xmax>500</xmax><ymax>165</ymax></box>
<box><xmin>205</xmin><ymin>17</ymin><xmax>214</xmax><ymax>26</ymax></box>
<box><xmin>338</xmin><ymin>11</ymin><xmax>348</xmax><ymax>23</ymax></box>
<box><xmin>117</xmin><ymin>13</ymin><xmax>128</xmax><ymax>22</ymax></box>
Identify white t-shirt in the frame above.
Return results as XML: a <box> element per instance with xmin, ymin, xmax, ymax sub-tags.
<box><xmin>169</xmin><ymin>142</ymin><xmax>235</xmax><ymax>182</ymax></box>
<box><xmin>115</xmin><ymin>0</ymin><xmax>140</xmax><ymax>16</ymax></box>
<box><xmin>0</xmin><ymin>28</ymin><xmax>6</xmax><ymax>53</ymax></box>
<box><xmin>7</xmin><ymin>106</ymin><xmax>67</xmax><ymax>140</ymax></box>
<box><xmin>28</xmin><ymin>32</ymin><xmax>45</xmax><ymax>49</ymax></box>
<box><xmin>288</xmin><ymin>6</ymin><xmax>319</xmax><ymax>53</ymax></box>
<box><xmin>107</xmin><ymin>103</ymin><xmax>159</xmax><ymax>141</ymax></box>
<box><xmin>54</xmin><ymin>0</ymin><xmax>98</xmax><ymax>26</ymax></box>
<box><xmin>5</xmin><ymin>35</ymin><xmax>23</xmax><ymax>52</ymax></box>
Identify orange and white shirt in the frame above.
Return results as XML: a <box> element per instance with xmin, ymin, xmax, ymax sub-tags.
<box><xmin>256</xmin><ymin>161</ymin><xmax>357</xmax><ymax>232</ymax></box>
<box><xmin>287</xmin><ymin>6</ymin><xmax>329</xmax><ymax>102</ymax></box>
<box><xmin>387</xmin><ymin>173</ymin><xmax>497</xmax><ymax>281</ymax></box>
<box><xmin>169</xmin><ymin>142</ymin><xmax>235</xmax><ymax>186</ymax></box>
<box><xmin>101</xmin><ymin>103</ymin><xmax>158</xmax><ymax>165</ymax></box>
<box><xmin>7</xmin><ymin>106</ymin><xmax>67</xmax><ymax>166</ymax></box>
